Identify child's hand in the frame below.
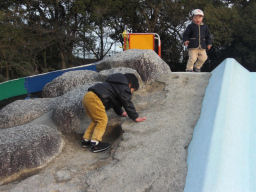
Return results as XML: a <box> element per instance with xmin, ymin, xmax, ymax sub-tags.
<box><xmin>135</xmin><ymin>117</ymin><xmax>146</xmax><ymax>122</ymax></box>
<box><xmin>122</xmin><ymin>111</ymin><xmax>128</xmax><ymax>117</ymax></box>
<box><xmin>207</xmin><ymin>45</ymin><xmax>212</xmax><ymax>50</ymax></box>
<box><xmin>184</xmin><ymin>41</ymin><xmax>189</xmax><ymax>47</ymax></box>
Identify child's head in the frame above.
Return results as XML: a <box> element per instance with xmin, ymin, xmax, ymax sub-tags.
<box><xmin>191</xmin><ymin>9</ymin><xmax>204</xmax><ymax>25</ymax></box>
<box><xmin>124</xmin><ymin>73</ymin><xmax>139</xmax><ymax>93</ymax></box>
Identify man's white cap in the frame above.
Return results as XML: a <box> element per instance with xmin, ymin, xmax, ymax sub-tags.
<box><xmin>192</xmin><ymin>9</ymin><xmax>204</xmax><ymax>16</ymax></box>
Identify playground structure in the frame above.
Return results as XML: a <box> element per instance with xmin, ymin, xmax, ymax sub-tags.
<box><xmin>122</xmin><ymin>31</ymin><xmax>161</xmax><ymax>57</ymax></box>
<box><xmin>185</xmin><ymin>58</ymin><xmax>256</xmax><ymax>192</ymax></box>
<box><xmin>0</xmin><ymin>32</ymin><xmax>162</xmax><ymax>104</ymax></box>
<box><xmin>0</xmin><ymin>64</ymin><xmax>96</xmax><ymax>103</ymax></box>
<box><xmin>0</xmin><ymin>47</ymin><xmax>255</xmax><ymax>191</ymax></box>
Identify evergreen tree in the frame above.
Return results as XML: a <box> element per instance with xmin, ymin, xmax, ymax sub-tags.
<box><xmin>1</xmin><ymin>0</ymin><xmax>256</xmax><ymax>82</ymax></box>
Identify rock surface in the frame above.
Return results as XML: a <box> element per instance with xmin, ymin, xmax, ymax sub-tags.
<box><xmin>51</xmin><ymin>81</ymin><xmax>163</xmax><ymax>135</ymax></box>
<box><xmin>51</xmin><ymin>84</ymin><xmax>144</xmax><ymax>135</ymax></box>
<box><xmin>96</xmin><ymin>49</ymin><xmax>171</xmax><ymax>81</ymax></box>
<box><xmin>99</xmin><ymin>67</ymin><xmax>144</xmax><ymax>87</ymax></box>
<box><xmin>0</xmin><ymin>124</ymin><xmax>64</xmax><ymax>185</ymax></box>
<box><xmin>52</xmin><ymin>82</ymin><xmax>101</xmax><ymax>134</ymax></box>
<box><xmin>54</xmin><ymin>169</ymin><xmax>72</xmax><ymax>183</ymax></box>
<box><xmin>0</xmin><ymin>72</ymin><xmax>211</xmax><ymax>192</ymax></box>
<box><xmin>0</xmin><ymin>49</ymin><xmax>211</xmax><ymax>192</ymax></box>
<box><xmin>0</xmin><ymin>66</ymin><xmax>148</xmax><ymax>185</ymax></box>
<box><xmin>0</xmin><ymin>98</ymin><xmax>56</xmax><ymax>129</ymax></box>
<box><xmin>52</xmin><ymin>67</ymin><xmax>148</xmax><ymax>135</ymax></box>
<box><xmin>42</xmin><ymin>70</ymin><xmax>101</xmax><ymax>98</ymax></box>
<box><xmin>84</xmin><ymin>73</ymin><xmax>210</xmax><ymax>192</ymax></box>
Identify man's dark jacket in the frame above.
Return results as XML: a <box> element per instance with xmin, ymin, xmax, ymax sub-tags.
<box><xmin>88</xmin><ymin>73</ymin><xmax>138</xmax><ymax>120</ymax></box>
<box><xmin>183</xmin><ymin>22</ymin><xmax>212</xmax><ymax>49</ymax></box>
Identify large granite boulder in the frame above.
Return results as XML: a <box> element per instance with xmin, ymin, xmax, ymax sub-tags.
<box><xmin>52</xmin><ymin>82</ymin><xmax>98</xmax><ymax>134</ymax></box>
<box><xmin>52</xmin><ymin>67</ymin><xmax>145</xmax><ymax>135</ymax></box>
<box><xmin>96</xmin><ymin>49</ymin><xmax>171</xmax><ymax>81</ymax></box>
<box><xmin>42</xmin><ymin>70</ymin><xmax>102</xmax><ymax>98</ymax></box>
<box><xmin>0</xmin><ymin>98</ymin><xmax>56</xmax><ymax>129</ymax></box>
<box><xmin>0</xmin><ymin>124</ymin><xmax>64</xmax><ymax>185</ymax></box>
<box><xmin>99</xmin><ymin>67</ymin><xmax>144</xmax><ymax>88</ymax></box>
<box><xmin>52</xmin><ymin>82</ymin><xmax>124</xmax><ymax>135</ymax></box>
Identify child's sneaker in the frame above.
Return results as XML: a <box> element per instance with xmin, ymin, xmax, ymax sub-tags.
<box><xmin>81</xmin><ymin>139</ymin><xmax>91</xmax><ymax>148</ymax></box>
<box><xmin>90</xmin><ymin>142</ymin><xmax>110</xmax><ymax>153</ymax></box>
<box><xmin>194</xmin><ymin>68</ymin><xmax>201</xmax><ymax>72</ymax></box>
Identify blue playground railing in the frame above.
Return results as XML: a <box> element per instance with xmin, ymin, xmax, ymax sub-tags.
<box><xmin>0</xmin><ymin>64</ymin><xmax>96</xmax><ymax>101</ymax></box>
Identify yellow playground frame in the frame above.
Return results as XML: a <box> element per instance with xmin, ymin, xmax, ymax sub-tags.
<box><xmin>122</xmin><ymin>32</ymin><xmax>161</xmax><ymax>57</ymax></box>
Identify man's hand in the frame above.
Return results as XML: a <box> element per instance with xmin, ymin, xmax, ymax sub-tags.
<box><xmin>207</xmin><ymin>44</ymin><xmax>212</xmax><ymax>50</ymax></box>
<box><xmin>184</xmin><ymin>41</ymin><xmax>189</xmax><ymax>47</ymax></box>
<box><xmin>122</xmin><ymin>111</ymin><xmax>128</xmax><ymax>117</ymax></box>
<box><xmin>135</xmin><ymin>117</ymin><xmax>146</xmax><ymax>122</ymax></box>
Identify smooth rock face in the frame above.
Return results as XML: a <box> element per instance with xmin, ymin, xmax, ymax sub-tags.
<box><xmin>84</xmin><ymin>73</ymin><xmax>211</xmax><ymax>192</ymax></box>
<box><xmin>9</xmin><ymin>173</ymin><xmax>87</xmax><ymax>192</ymax></box>
<box><xmin>0</xmin><ymin>124</ymin><xmax>64</xmax><ymax>185</ymax></box>
<box><xmin>96</xmin><ymin>49</ymin><xmax>171</xmax><ymax>81</ymax></box>
<box><xmin>0</xmin><ymin>98</ymin><xmax>56</xmax><ymax>129</ymax></box>
<box><xmin>0</xmin><ymin>72</ymin><xmax>211</xmax><ymax>192</ymax></box>
<box><xmin>42</xmin><ymin>70</ymin><xmax>101</xmax><ymax>98</ymax></box>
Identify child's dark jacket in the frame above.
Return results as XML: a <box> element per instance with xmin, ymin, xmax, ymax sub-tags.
<box><xmin>88</xmin><ymin>73</ymin><xmax>139</xmax><ymax>120</ymax></box>
<box><xmin>183</xmin><ymin>22</ymin><xmax>212</xmax><ymax>49</ymax></box>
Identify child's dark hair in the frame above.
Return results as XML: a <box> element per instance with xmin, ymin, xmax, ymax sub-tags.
<box><xmin>124</xmin><ymin>73</ymin><xmax>139</xmax><ymax>91</ymax></box>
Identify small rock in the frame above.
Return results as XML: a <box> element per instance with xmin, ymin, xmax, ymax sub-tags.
<box><xmin>55</xmin><ymin>169</ymin><xmax>71</xmax><ymax>183</ymax></box>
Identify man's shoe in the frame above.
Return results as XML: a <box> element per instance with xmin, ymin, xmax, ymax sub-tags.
<box><xmin>186</xmin><ymin>69</ymin><xmax>193</xmax><ymax>72</ymax></box>
<box><xmin>91</xmin><ymin>142</ymin><xmax>110</xmax><ymax>153</ymax></box>
<box><xmin>81</xmin><ymin>139</ymin><xmax>91</xmax><ymax>148</ymax></box>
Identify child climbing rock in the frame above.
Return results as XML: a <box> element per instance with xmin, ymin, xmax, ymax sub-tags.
<box><xmin>81</xmin><ymin>73</ymin><xmax>146</xmax><ymax>153</ymax></box>
<box><xmin>183</xmin><ymin>9</ymin><xmax>212</xmax><ymax>72</ymax></box>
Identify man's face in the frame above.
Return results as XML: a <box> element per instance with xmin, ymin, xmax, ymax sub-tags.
<box><xmin>193</xmin><ymin>15</ymin><xmax>204</xmax><ymax>25</ymax></box>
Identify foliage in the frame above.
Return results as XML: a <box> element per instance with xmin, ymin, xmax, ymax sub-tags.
<box><xmin>0</xmin><ymin>0</ymin><xmax>256</xmax><ymax>82</ymax></box>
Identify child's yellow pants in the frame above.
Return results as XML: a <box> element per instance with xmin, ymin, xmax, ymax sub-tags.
<box><xmin>82</xmin><ymin>91</ymin><xmax>108</xmax><ymax>142</ymax></box>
